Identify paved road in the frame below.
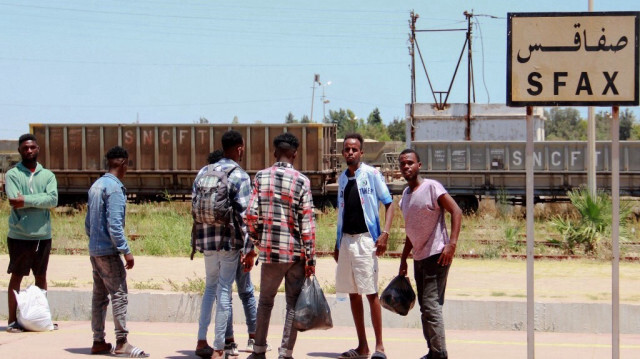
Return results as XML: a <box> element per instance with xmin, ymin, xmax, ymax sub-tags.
<box><xmin>1</xmin><ymin>321</ymin><xmax>639</xmax><ymax>358</ymax></box>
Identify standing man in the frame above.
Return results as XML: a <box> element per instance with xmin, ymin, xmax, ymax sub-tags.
<box><xmin>202</xmin><ymin>148</ymin><xmax>260</xmax><ymax>356</ymax></box>
<box><xmin>335</xmin><ymin>133</ymin><xmax>394</xmax><ymax>359</ymax></box>
<box><xmin>397</xmin><ymin>149</ymin><xmax>462</xmax><ymax>359</ymax></box>
<box><xmin>5</xmin><ymin>133</ymin><xmax>58</xmax><ymax>333</ymax></box>
<box><xmin>193</xmin><ymin>130</ymin><xmax>252</xmax><ymax>359</ymax></box>
<box><xmin>244</xmin><ymin>132</ymin><xmax>316</xmax><ymax>359</ymax></box>
<box><xmin>86</xmin><ymin>146</ymin><xmax>148</xmax><ymax>357</ymax></box>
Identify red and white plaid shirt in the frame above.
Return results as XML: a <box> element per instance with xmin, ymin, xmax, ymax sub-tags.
<box><xmin>245</xmin><ymin>162</ymin><xmax>316</xmax><ymax>266</ymax></box>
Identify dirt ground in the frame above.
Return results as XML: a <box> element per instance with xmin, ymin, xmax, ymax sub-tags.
<box><xmin>1</xmin><ymin>255</ymin><xmax>638</xmax><ymax>304</ymax></box>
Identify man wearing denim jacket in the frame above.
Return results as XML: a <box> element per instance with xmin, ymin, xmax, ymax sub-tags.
<box><xmin>85</xmin><ymin>146</ymin><xmax>148</xmax><ymax>357</ymax></box>
<box><xmin>334</xmin><ymin>133</ymin><xmax>395</xmax><ymax>359</ymax></box>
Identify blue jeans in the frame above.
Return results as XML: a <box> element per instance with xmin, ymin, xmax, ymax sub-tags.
<box><xmin>225</xmin><ymin>260</ymin><xmax>257</xmax><ymax>338</ymax></box>
<box><xmin>197</xmin><ymin>250</ymin><xmax>240</xmax><ymax>350</ymax></box>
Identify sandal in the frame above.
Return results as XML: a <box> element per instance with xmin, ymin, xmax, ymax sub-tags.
<box><xmin>114</xmin><ymin>342</ymin><xmax>150</xmax><ymax>357</ymax></box>
<box><xmin>6</xmin><ymin>321</ymin><xmax>24</xmax><ymax>333</ymax></box>
<box><xmin>91</xmin><ymin>340</ymin><xmax>115</xmax><ymax>355</ymax></box>
<box><xmin>371</xmin><ymin>351</ymin><xmax>387</xmax><ymax>359</ymax></box>
<box><xmin>338</xmin><ymin>349</ymin><xmax>369</xmax><ymax>359</ymax></box>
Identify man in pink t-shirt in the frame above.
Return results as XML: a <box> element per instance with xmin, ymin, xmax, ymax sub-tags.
<box><xmin>397</xmin><ymin>149</ymin><xmax>462</xmax><ymax>359</ymax></box>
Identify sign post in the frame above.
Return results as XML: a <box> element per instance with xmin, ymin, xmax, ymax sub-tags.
<box><xmin>507</xmin><ymin>12</ymin><xmax>639</xmax><ymax>359</ymax></box>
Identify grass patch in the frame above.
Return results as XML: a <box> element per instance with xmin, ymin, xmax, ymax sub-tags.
<box><xmin>50</xmin><ymin>279</ymin><xmax>77</xmax><ymax>288</ymax></box>
<box><xmin>132</xmin><ymin>280</ymin><xmax>163</xmax><ymax>291</ymax></box>
<box><xmin>166</xmin><ymin>276</ymin><xmax>205</xmax><ymax>295</ymax></box>
<box><xmin>490</xmin><ymin>291</ymin><xmax>507</xmax><ymax>297</ymax></box>
<box><xmin>0</xmin><ymin>196</ymin><xmax>638</xmax><ymax>261</ymax></box>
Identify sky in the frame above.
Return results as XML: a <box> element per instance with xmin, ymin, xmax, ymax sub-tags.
<box><xmin>0</xmin><ymin>0</ymin><xmax>638</xmax><ymax>140</ymax></box>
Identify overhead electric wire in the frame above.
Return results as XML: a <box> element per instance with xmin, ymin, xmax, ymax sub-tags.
<box><xmin>474</xmin><ymin>17</ymin><xmax>491</xmax><ymax>103</ymax></box>
<box><xmin>0</xmin><ymin>96</ymin><xmax>310</xmax><ymax>109</ymax></box>
<box><xmin>0</xmin><ymin>56</ymin><xmax>406</xmax><ymax>68</ymax></box>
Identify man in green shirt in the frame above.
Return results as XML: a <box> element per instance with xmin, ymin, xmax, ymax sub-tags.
<box><xmin>5</xmin><ymin>134</ymin><xmax>58</xmax><ymax>333</ymax></box>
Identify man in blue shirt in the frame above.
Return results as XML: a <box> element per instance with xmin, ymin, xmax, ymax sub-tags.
<box><xmin>334</xmin><ymin>133</ymin><xmax>395</xmax><ymax>359</ymax></box>
<box><xmin>85</xmin><ymin>146</ymin><xmax>148</xmax><ymax>357</ymax></box>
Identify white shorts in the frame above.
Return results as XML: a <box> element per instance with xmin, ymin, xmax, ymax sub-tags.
<box><xmin>335</xmin><ymin>232</ymin><xmax>378</xmax><ymax>295</ymax></box>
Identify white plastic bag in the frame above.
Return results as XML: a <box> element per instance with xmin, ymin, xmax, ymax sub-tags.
<box><xmin>14</xmin><ymin>285</ymin><xmax>54</xmax><ymax>332</ymax></box>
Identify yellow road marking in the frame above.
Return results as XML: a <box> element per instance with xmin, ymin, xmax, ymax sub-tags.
<box><xmin>50</xmin><ymin>329</ymin><xmax>640</xmax><ymax>350</ymax></box>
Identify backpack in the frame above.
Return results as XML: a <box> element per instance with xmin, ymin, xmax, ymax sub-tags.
<box><xmin>191</xmin><ymin>164</ymin><xmax>237</xmax><ymax>259</ymax></box>
<box><xmin>192</xmin><ymin>164</ymin><xmax>237</xmax><ymax>225</ymax></box>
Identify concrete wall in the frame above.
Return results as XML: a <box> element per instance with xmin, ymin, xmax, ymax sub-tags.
<box><xmin>2</xmin><ymin>291</ymin><xmax>638</xmax><ymax>334</ymax></box>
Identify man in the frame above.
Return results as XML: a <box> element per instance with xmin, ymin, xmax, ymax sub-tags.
<box><xmin>193</xmin><ymin>131</ymin><xmax>252</xmax><ymax>359</ymax></box>
<box><xmin>202</xmin><ymin>148</ymin><xmax>261</xmax><ymax>356</ymax></box>
<box><xmin>5</xmin><ymin>133</ymin><xmax>58</xmax><ymax>333</ymax></box>
<box><xmin>334</xmin><ymin>133</ymin><xmax>394</xmax><ymax>359</ymax></box>
<box><xmin>397</xmin><ymin>149</ymin><xmax>462</xmax><ymax>359</ymax></box>
<box><xmin>85</xmin><ymin>146</ymin><xmax>148</xmax><ymax>357</ymax></box>
<box><xmin>244</xmin><ymin>132</ymin><xmax>316</xmax><ymax>359</ymax></box>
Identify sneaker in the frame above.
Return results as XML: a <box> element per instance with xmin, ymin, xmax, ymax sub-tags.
<box><xmin>246</xmin><ymin>339</ymin><xmax>272</xmax><ymax>352</ymax></box>
<box><xmin>224</xmin><ymin>341</ymin><xmax>239</xmax><ymax>356</ymax></box>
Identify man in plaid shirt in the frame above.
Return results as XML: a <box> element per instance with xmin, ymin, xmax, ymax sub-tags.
<box><xmin>193</xmin><ymin>130</ymin><xmax>252</xmax><ymax>359</ymax></box>
<box><xmin>244</xmin><ymin>132</ymin><xmax>316</xmax><ymax>359</ymax></box>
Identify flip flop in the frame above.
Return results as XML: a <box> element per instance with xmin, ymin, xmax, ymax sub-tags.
<box><xmin>6</xmin><ymin>321</ymin><xmax>23</xmax><ymax>333</ymax></box>
<box><xmin>338</xmin><ymin>349</ymin><xmax>369</xmax><ymax>359</ymax></box>
<box><xmin>371</xmin><ymin>351</ymin><xmax>387</xmax><ymax>359</ymax></box>
<box><xmin>114</xmin><ymin>342</ymin><xmax>149</xmax><ymax>358</ymax></box>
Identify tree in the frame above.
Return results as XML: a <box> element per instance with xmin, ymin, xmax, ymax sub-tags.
<box><xmin>545</xmin><ymin>108</ymin><xmax>585</xmax><ymax>140</ymax></box>
<box><xmin>285</xmin><ymin>112</ymin><xmax>298</xmax><ymax>124</ymax></box>
<box><xmin>197</xmin><ymin>117</ymin><xmax>209</xmax><ymax>124</ymax></box>
<box><xmin>328</xmin><ymin>108</ymin><xmax>359</xmax><ymax>138</ymax></box>
<box><xmin>232</xmin><ymin>116</ymin><xmax>239</xmax><ymax>124</ymax></box>
<box><xmin>300</xmin><ymin>115</ymin><xmax>311</xmax><ymax>123</ymax></box>
<box><xmin>387</xmin><ymin>117</ymin><xmax>406</xmax><ymax>142</ymax></box>
<box><xmin>596</xmin><ymin>108</ymin><xmax>637</xmax><ymax>140</ymax></box>
<box><xmin>620</xmin><ymin>108</ymin><xmax>636</xmax><ymax>140</ymax></box>
<box><xmin>367</xmin><ymin>108</ymin><xmax>383</xmax><ymax>126</ymax></box>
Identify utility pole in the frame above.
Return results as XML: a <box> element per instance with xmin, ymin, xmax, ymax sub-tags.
<box><xmin>409</xmin><ymin>11</ymin><xmax>418</xmax><ymax>144</ymax></box>
<box><xmin>464</xmin><ymin>11</ymin><xmax>473</xmax><ymax>141</ymax></box>
<box><xmin>310</xmin><ymin>74</ymin><xmax>320</xmax><ymax>123</ymax></box>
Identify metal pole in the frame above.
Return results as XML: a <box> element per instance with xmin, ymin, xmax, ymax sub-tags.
<box><xmin>310</xmin><ymin>80</ymin><xmax>316</xmax><ymax>123</ymax></box>
<box><xmin>465</xmin><ymin>11</ymin><xmax>473</xmax><ymax>141</ymax></box>
<box><xmin>526</xmin><ymin>105</ymin><xmax>535</xmax><ymax>359</ymax></box>
<box><xmin>611</xmin><ymin>106</ymin><xmax>620</xmax><ymax>359</ymax></box>
<box><xmin>587</xmin><ymin>0</ymin><xmax>596</xmax><ymax>197</ymax></box>
<box><xmin>322</xmin><ymin>86</ymin><xmax>326</xmax><ymax>123</ymax></box>
<box><xmin>410</xmin><ymin>11</ymin><xmax>417</xmax><ymax>144</ymax></box>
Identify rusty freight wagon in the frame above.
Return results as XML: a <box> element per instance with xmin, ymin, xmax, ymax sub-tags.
<box><xmin>30</xmin><ymin>123</ymin><xmax>338</xmax><ymax>203</ymax></box>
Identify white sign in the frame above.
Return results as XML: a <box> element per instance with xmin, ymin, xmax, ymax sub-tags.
<box><xmin>507</xmin><ymin>12</ymin><xmax>639</xmax><ymax>106</ymax></box>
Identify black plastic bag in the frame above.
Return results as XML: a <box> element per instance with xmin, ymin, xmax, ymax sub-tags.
<box><xmin>380</xmin><ymin>275</ymin><xmax>416</xmax><ymax>316</ymax></box>
<box><xmin>293</xmin><ymin>276</ymin><xmax>333</xmax><ymax>332</ymax></box>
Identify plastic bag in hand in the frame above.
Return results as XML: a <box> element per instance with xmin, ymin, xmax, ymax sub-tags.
<box><xmin>380</xmin><ymin>275</ymin><xmax>416</xmax><ymax>316</ymax></box>
<box><xmin>292</xmin><ymin>276</ymin><xmax>333</xmax><ymax>332</ymax></box>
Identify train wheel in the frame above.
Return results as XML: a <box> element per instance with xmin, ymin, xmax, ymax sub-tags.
<box><xmin>453</xmin><ymin>195</ymin><xmax>479</xmax><ymax>215</ymax></box>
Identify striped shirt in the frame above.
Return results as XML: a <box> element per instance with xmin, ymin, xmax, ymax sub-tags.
<box><xmin>245</xmin><ymin>162</ymin><xmax>316</xmax><ymax>266</ymax></box>
<box><xmin>191</xmin><ymin>158</ymin><xmax>252</xmax><ymax>252</ymax></box>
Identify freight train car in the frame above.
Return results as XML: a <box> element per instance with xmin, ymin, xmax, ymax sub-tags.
<box><xmin>409</xmin><ymin>141</ymin><xmax>640</xmax><ymax>212</ymax></box>
<box><xmin>29</xmin><ymin>123</ymin><xmax>337</xmax><ymax>203</ymax></box>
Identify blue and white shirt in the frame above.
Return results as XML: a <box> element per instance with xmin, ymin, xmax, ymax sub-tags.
<box><xmin>335</xmin><ymin>162</ymin><xmax>393</xmax><ymax>248</ymax></box>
